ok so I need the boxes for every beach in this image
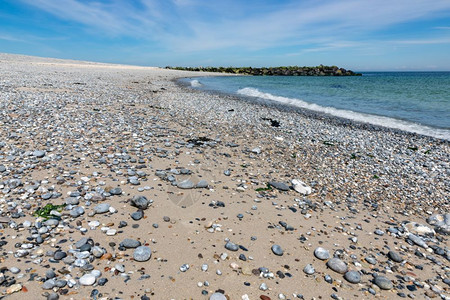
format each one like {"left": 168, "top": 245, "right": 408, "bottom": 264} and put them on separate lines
{"left": 0, "top": 53, "right": 449, "bottom": 300}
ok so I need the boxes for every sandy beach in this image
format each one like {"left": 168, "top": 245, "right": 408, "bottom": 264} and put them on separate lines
{"left": 0, "top": 53, "right": 449, "bottom": 300}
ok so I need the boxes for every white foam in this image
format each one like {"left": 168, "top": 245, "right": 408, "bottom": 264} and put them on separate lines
{"left": 190, "top": 79, "right": 202, "bottom": 87}
{"left": 237, "top": 87, "right": 450, "bottom": 140}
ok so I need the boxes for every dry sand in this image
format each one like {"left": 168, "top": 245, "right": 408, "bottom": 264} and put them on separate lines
{"left": 0, "top": 53, "right": 449, "bottom": 300}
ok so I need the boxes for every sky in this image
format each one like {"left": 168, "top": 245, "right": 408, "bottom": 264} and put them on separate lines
{"left": 1, "top": 0, "right": 450, "bottom": 70}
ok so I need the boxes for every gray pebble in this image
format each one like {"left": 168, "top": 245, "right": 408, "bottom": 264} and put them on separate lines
{"left": 271, "top": 244, "right": 284, "bottom": 256}
{"left": 133, "top": 246, "right": 152, "bottom": 262}
{"left": 70, "top": 206, "right": 84, "bottom": 217}
{"left": 177, "top": 179, "right": 195, "bottom": 189}
{"left": 120, "top": 238, "right": 141, "bottom": 248}
{"left": 388, "top": 250, "right": 403, "bottom": 262}
{"left": 209, "top": 293, "right": 227, "bottom": 300}
{"left": 93, "top": 203, "right": 110, "bottom": 214}
{"left": 225, "top": 241, "right": 239, "bottom": 251}
{"left": 326, "top": 258, "right": 348, "bottom": 274}
{"left": 42, "top": 279, "right": 56, "bottom": 289}
{"left": 303, "top": 264, "right": 315, "bottom": 275}
{"left": 130, "top": 195, "right": 150, "bottom": 210}
{"left": 33, "top": 150, "right": 45, "bottom": 158}
{"left": 374, "top": 229, "right": 385, "bottom": 236}
{"left": 374, "top": 276, "right": 393, "bottom": 290}
{"left": 131, "top": 210, "right": 143, "bottom": 220}
{"left": 269, "top": 181, "right": 290, "bottom": 191}
{"left": 109, "top": 187, "right": 122, "bottom": 195}
{"left": 314, "top": 247, "right": 330, "bottom": 260}
{"left": 196, "top": 180, "right": 208, "bottom": 188}
{"left": 365, "top": 256, "right": 377, "bottom": 265}
{"left": 47, "top": 293, "right": 59, "bottom": 300}
{"left": 344, "top": 270, "right": 361, "bottom": 283}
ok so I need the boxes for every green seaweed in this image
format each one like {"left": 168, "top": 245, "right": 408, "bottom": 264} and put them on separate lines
{"left": 255, "top": 183, "right": 273, "bottom": 192}
{"left": 34, "top": 203, "right": 66, "bottom": 220}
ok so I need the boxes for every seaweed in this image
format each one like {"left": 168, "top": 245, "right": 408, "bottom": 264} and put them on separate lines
{"left": 34, "top": 203, "right": 66, "bottom": 220}
{"left": 255, "top": 183, "right": 273, "bottom": 192}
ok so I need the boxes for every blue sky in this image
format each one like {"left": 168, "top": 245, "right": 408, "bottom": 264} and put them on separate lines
{"left": 1, "top": 0, "right": 450, "bottom": 70}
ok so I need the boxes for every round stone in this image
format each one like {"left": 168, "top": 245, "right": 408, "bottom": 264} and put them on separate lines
{"left": 70, "top": 206, "right": 85, "bottom": 218}
{"left": 314, "top": 247, "right": 330, "bottom": 260}
{"left": 131, "top": 211, "right": 143, "bottom": 220}
{"left": 93, "top": 203, "right": 110, "bottom": 214}
{"left": 42, "top": 279, "right": 56, "bottom": 289}
{"left": 209, "top": 292, "right": 227, "bottom": 300}
{"left": 388, "top": 250, "right": 403, "bottom": 263}
{"left": 196, "top": 180, "right": 208, "bottom": 188}
{"left": 303, "top": 264, "right": 315, "bottom": 275}
{"left": 130, "top": 195, "right": 150, "bottom": 210}
{"left": 47, "top": 293, "right": 59, "bottom": 300}
{"left": 177, "top": 179, "right": 195, "bottom": 189}
{"left": 344, "top": 270, "right": 361, "bottom": 283}
{"left": 79, "top": 274, "right": 96, "bottom": 286}
{"left": 120, "top": 238, "right": 141, "bottom": 249}
{"left": 33, "top": 150, "right": 45, "bottom": 158}
{"left": 133, "top": 246, "right": 152, "bottom": 262}
{"left": 271, "top": 244, "right": 284, "bottom": 256}
{"left": 365, "top": 256, "right": 377, "bottom": 265}
{"left": 374, "top": 276, "right": 393, "bottom": 290}
{"left": 45, "top": 270, "right": 56, "bottom": 279}
{"left": 53, "top": 251, "right": 67, "bottom": 260}
{"left": 326, "top": 258, "right": 348, "bottom": 274}
{"left": 109, "top": 187, "right": 122, "bottom": 195}
{"left": 225, "top": 241, "right": 239, "bottom": 251}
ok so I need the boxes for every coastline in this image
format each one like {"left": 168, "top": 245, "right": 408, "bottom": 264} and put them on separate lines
{"left": 0, "top": 54, "right": 448, "bottom": 299}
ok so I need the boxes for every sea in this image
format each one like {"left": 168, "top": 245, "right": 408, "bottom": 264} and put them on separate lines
{"left": 180, "top": 72, "right": 450, "bottom": 140}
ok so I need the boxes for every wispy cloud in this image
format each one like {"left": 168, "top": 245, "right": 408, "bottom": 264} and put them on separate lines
{"left": 0, "top": 34, "right": 25, "bottom": 42}
{"left": 16, "top": 0, "right": 450, "bottom": 51}
{"left": 394, "top": 38, "right": 450, "bottom": 45}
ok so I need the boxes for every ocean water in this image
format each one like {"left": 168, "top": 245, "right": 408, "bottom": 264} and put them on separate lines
{"left": 181, "top": 72, "right": 450, "bottom": 140}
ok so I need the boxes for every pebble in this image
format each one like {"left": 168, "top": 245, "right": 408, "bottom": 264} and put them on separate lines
{"left": 225, "top": 241, "right": 239, "bottom": 251}
{"left": 291, "top": 179, "right": 312, "bottom": 195}
{"left": 133, "top": 246, "right": 152, "bottom": 261}
{"left": 344, "top": 270, "right": 361, "bottom": 283}
{"left": 196, "top": 180, "right": 208, "bottom": 188}
{"left": 326, "top": 258, "right": 348, "bottom": 274}
{"left": 130, "top": 195, "right": 151, "bottom": 210}
{"left": 271, "top": 244, "right": 284, "bottom": 256}
{"left": 210, "top": 293, "right": 227, "bottom": 300}
{"left": 388, "top": 250, "right": 403, "bottom": 262}
{"left": 47, "top": 293, "right": 59, "bottom": 300}
{"left": 374, "top": 229, "right": 385, "bottom": 236}
{"left": 42, "top": 279, "right": 56, "bottom": 289}
{"left": 314, "top": 247, "right": 330, "bottom": 260}
{"left": 79, "top": 273, "right": 96, "bottom": 286}
{"left": 120, "top": 238, "right": 141, "bottom": 248}
{"left": 93, "top": 203, "right": 110, "bottom": 214}
{"left": 303, "top": 264, "right": 315, "bottom": 275}
{"left": 374, "top": 276, "right": 393, "bottom": 290}
{"left": 109, "top": 187, "right": 122, "bottom": 195}
{"left": 33, "top": 150, "right": 45, "bottom": 158}
{"left": 269, "top": 181, "right": 290, "bottom": 191}
{"left": 131, "top": 210, "right": 144, "bottom": 220}
{"left": 177, "top": 179, "right": 195, "bottom": 189}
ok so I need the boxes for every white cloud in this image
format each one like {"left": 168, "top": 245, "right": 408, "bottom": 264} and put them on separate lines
{"left": 17, "top": 0, "right": 450, "bottom": 52}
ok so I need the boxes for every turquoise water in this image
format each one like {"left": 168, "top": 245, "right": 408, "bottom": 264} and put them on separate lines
{"left": 181, "top": 72, "right": 450, "bottom": 140}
